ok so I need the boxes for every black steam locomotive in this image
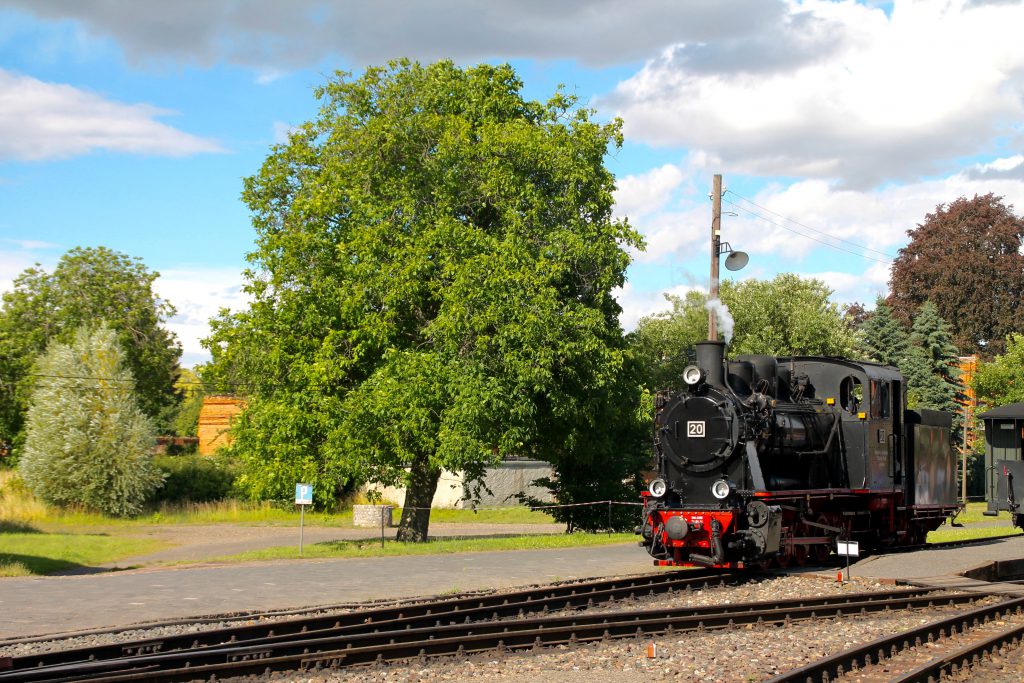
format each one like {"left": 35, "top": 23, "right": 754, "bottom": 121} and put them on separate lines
{"left": 638, "top": 341, "right": 959, "bottom": 568}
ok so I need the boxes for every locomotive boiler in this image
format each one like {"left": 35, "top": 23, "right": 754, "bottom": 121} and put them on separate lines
{"left": 638, "top": 341, "right": 959, "bottom": 568}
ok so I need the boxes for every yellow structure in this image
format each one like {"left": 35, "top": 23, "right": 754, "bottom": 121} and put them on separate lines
{"left": 958, "top": 355, "right": 978, "bottom": 452}
{"left": 197, "top": 396, "right": 245, "bottom": 455}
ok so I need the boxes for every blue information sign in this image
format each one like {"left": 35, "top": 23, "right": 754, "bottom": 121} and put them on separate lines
{"left": 295, "top": 483, "right": 313, "bottom": 505}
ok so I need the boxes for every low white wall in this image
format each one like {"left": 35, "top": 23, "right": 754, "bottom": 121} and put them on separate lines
{"left": 363, "top": 460, "right": 553, "bottom": 509}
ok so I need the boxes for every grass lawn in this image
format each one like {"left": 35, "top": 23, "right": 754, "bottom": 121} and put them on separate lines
{"left": 208, "top": 532, "right": 636, "bottom": 564}
{"left": 927, "top": 525, "right": 1022, "bottom": 543}
{"left": 0, "top": 531, "right": 167, "bottom": 577}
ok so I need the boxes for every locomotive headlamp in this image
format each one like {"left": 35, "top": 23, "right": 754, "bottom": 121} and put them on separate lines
{"left": 648, "top": 478, "right": 668, "bottom": 498}
{"left": 711, "top": 479, "right": 732, "bottom": 500}
{"left": 682, "top": 365, "right": 705, "bottom": 386}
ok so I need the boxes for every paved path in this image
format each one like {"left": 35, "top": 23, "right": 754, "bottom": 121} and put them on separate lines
{"left": 845, "top": 535, "right": 1024, "bottom": 581}
{"left": 0, "top": 543, "right": 648, "bottom": 639}
{"left": 70, "top": 522, "right": 566, "bottom": 572}
{"left": 7, "top": 525, "right": 1024, "bottom": 641}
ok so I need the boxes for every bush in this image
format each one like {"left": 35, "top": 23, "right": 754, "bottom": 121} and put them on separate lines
{"left": 18, "top": 325, "right": 164, "bottom": 516}
{"left": 151, "top": 455, "right": 237, "bottom": 504}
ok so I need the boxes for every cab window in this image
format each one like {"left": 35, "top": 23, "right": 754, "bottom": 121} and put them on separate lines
{"left": 870, "top": 380, "right": 890, "bottom": 418}
{"left": 840, "top": 376, "right": 863, "bottom": 413}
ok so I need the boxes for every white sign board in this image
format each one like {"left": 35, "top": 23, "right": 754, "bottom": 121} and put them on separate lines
{"left": 836, "top": 540, "right": 859, "bottom": 557}
{"left": 687, "top": 421, "right": 706, "bottom": 438}
{"left": 295, "top": 483, "right": 313, "bottom": 505}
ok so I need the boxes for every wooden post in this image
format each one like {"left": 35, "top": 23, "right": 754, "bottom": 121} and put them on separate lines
{"left": 709, "top": 174, "right": 723, "bottom": 341}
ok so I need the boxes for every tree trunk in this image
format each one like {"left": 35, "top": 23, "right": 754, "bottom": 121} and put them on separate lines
{"left": 397, "top": 451, "right": 441, "bottom": 542}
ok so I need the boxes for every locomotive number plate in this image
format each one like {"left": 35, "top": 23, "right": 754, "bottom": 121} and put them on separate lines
{"left": 687, "top": 421, "right": 706, "bottom": 438}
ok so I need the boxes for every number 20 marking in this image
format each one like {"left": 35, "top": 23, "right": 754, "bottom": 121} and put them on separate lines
{"left": 687, "top": 421, "right": 706, "bottom": 438}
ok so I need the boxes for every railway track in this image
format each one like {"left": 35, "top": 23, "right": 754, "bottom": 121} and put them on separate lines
{"left": 0, "top": 568, "right": 739, "bottom": 677}
{"left": 0, "top": 584, "right": 979, "bottom": 682}
{"left": 765, "top": 595, "right": 1024, "bottom": 682}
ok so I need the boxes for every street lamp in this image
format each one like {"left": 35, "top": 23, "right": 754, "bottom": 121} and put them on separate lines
{"left": 708, "top": 174, "right": 748, "bottom": 341}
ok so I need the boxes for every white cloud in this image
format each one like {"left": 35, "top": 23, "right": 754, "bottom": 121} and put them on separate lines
{"left": 624, "top": 166, "right": 1024, "bottom": 270}
{"left": 615, "top": 281, "right": 702, "bottom": 331}
{"left": 152, "top": 267, "right": 249, "bottom": 368}
{"left": 793, "top": 263, "right": 892, "bottom": 305}
{"left": 0, "top": 248, "right": 50, "bottom": 296}
{"left": 605, "top": 0, "right": 1024, "bottom": 188}
{"left": 6, "top": 0, "right": 784, "bottom": 69}
{"left": 0, "top": 69, "right": 223, "bottom": 161}
{"left": 0, "top": 238, "right": 60, "bottom": 250}
{"left": 613, "top": 163, "right": 687, "bottom": 219}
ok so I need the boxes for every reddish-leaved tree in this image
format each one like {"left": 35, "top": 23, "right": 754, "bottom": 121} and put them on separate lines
{"left": 888, "top": 194, "right": 1024, "bottom": 358}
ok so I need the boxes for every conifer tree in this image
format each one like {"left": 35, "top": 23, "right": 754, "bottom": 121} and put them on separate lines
{"left": 858, "top": 297, "right": 909, "bottom": 367}
{"left": 907, "top": 301, "right": 963, "bottom": 412}
{"left": 18, "top": 325, "right": 164, "bottom": 516}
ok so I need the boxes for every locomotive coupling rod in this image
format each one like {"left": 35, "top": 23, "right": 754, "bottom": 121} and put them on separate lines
{"left": 799, "top": 516, "right": 843, "bottom": 533}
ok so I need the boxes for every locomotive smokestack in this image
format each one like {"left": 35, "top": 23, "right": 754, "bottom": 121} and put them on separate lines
{"left": 696, "top": 340, "right": 727, "bottom": 389}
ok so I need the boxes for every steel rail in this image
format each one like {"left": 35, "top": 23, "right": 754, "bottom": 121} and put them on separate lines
{"left": 764, "top": 596, "right": 1024, "bottom": 683}
{"left": 890, "top": 620, "right": 1024, "bottom": 682}
{"left": 2, "top": 589, "right": 976, "bottom": 682}
{"left": 2, "top": 568, "right": 740, "bottom": 672}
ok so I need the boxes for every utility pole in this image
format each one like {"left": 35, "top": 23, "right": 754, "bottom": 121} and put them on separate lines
{"left": 708, "top": 174, "right": 723, "bottom": 341}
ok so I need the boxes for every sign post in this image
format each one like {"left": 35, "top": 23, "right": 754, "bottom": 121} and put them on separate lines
{"left": 295, "top": 483, "right": 313, "bottom": 556}
{"left": 836, "top": 539, "right": 859, "bottom": 582}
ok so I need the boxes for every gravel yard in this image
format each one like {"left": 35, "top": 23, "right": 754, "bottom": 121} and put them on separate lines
{"left": 242, "top": 574, "right": 1008, "bottom": 683}
{"left": 9, "top": 572, "right": 1018, "bottom": 683}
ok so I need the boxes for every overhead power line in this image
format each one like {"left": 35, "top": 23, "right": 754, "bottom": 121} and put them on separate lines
{"left": 723, "top": 190, "right": 896, "bottom": 264}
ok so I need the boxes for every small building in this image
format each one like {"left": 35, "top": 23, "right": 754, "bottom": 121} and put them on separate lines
{"left": 197, "top": 396, "right": 245, "bottom": 456}
{"left": 979, "top": 403, "right": 1024, "bottom": 515}
{"left": 365, "top": 457, "right": 554, "bottom": 509}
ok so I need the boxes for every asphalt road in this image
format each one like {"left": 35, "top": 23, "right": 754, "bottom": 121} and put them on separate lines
{"left": 0, "top": 542, "right": 649, "bottom": 638}
{"left": 6, "top": 532, "right": 1024, "bottom": 640}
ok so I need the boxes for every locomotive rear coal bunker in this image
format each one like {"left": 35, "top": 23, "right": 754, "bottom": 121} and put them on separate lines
{"left": 638, "top": 340, "right": 959, "bottom": 568}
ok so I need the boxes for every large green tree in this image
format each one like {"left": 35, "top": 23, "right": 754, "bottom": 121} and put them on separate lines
{"left": 0, "top": 247, "right": 181, "bottom": 451}
{"left": 973, "top": 333, "right": 1024, "bottom": 407}
{"left": 629, "top": 290, "right": 709, "bottom": 391}
{"left": 18, "top": 325, "right": 164, "bottom": 516}
{"left": 630, "top": 274, "right": 857, "bottom": 391}
{"left": 889, "top": 194, "right": 1024, "bottom": 357}
{"left": 206, "top": 60, "right": 645, "bottom": 541}
{"left": 724, "top": 274, "right": 857, "bottom": 357}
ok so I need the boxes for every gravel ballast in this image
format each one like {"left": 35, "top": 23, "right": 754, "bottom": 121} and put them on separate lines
{"left": 3, "top": 573, "right": 1019, "bottom": 682}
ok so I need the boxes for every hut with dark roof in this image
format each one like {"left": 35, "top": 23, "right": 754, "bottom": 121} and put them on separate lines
{"left": 979, "top": 403, "right": 1024, "bottom": 517}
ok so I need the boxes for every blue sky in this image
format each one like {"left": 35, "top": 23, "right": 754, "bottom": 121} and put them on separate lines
{"left": 2, "top": 0, "right": 1023, "bottom": 367}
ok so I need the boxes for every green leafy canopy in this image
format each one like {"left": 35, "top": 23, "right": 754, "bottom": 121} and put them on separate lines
{"left": 205, "top": 61, "right": 646, "bottom": 537}
{"left": 630, "top": 274, "right": 857, "bottom": 391}
{"left": 0, "top": 246, "right": 182, "bottom": 451}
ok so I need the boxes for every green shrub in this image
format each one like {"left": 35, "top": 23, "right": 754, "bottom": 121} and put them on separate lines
{"left": 18, "top": 325, "right": 164, "bottom": 517}
{"left": 151, "top": 455, "right": 237, "bottom": 503}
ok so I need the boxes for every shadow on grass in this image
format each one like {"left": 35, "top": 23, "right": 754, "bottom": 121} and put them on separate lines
{"left": 0, "top": 521, "right": 43, "bottom": 534}
{"left": 0, "top": 552, "right": 87, "bottom": 576}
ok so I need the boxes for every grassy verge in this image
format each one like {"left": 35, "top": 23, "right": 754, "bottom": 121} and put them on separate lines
{"left": 928, "top": 525, "right": 1022, "bottom": 544}
{"left": 208, "top": 533, "right": 635, "bottom": 564}
{"left": 2, "top": 470, "right": 555, "bottom": 528}
{"left": 0, "top": 532, "right": 167, "bottom": 577}
{"left": 949, "top": 501, "right": 1005, "bottom": 525}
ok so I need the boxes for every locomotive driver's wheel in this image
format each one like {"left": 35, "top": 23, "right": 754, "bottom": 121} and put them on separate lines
{"left": 792, "top": 544, "right": 809, "bottom": 567}
{"left": 816, "top": 513, "right": 845, "bottom": 562}
{"left": 774, "top": 549, "right": 792, "bottom": 569}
